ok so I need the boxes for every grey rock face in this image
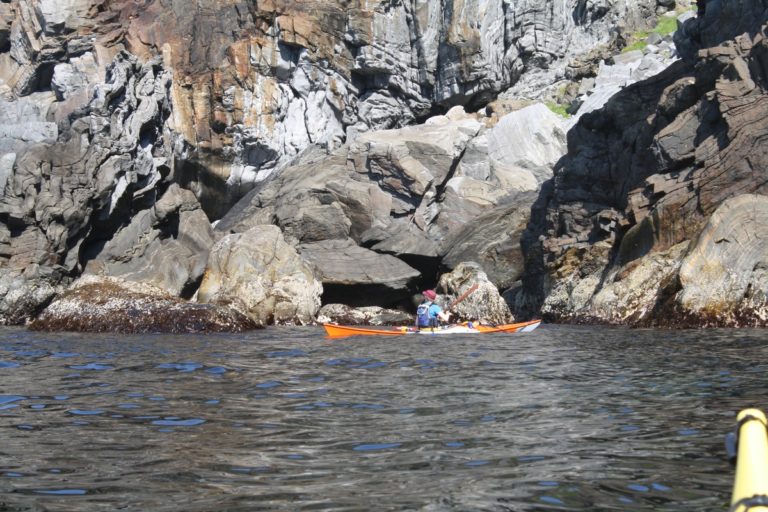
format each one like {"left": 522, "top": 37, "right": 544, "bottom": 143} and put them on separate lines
{"left": 675, "top": 0, "right": 768, "bottom": 62}
{"left": 517, "top": 3, "right": 768, "bottom": 327}
{"left": 504, "top": 0, "right": 660, "bottom": 101}
{"left": 442, "top": 199, "right": 533, "bottom": 290}
{"left": 218, "top": 105, "right": 561, "bottom": 305}
{"left": 50, "top": 52, "right": 100, "bottom": 101}
{"left": 483, "top": 103, "right": 566, "bottom": 188}
{"left": 215, "top": 133, "right": 443, "bottom": 306}
{"left": 0, "top": 51, "right": 181, "bottom": 324}
{"left": 566, "top": 49, "right": 679, "bottom": 129}
{"left": 197, "top": 225, "right": 323, "bottom": 326}
{"left": 0, "top": 92, "right": 58, "bottom": 154}
{"left": 216, "top": 146, "right": 381, "bottom": 244}
{"left": 349, "top": 111, "right": 484, "bottom": 242}
{"left": 0, "top": 266, "right": 69, "bottom": 325}
{"left": 350, "top": 113, "right": 483, "bottom": 202}
{"left": 83, "top": 185, "right": 215, "bottom": 298}
{"left": 3, "top": 0, "right": 102, "bottom": 96}
{"left": 539, "top": 241, "right": 688, "bottom": 325}
{"left": 36, "top": 0, "right": 93, "bottom": 35}
{"left": 298, "top": 238, "right": 420, "bottom": 307}
{"left": 0, "top": 0, "right": 661, "bottom": 210}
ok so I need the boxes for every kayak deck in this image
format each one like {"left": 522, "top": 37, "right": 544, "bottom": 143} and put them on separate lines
{"left": 323, "top": 319, "right": 541, "bottom": 338}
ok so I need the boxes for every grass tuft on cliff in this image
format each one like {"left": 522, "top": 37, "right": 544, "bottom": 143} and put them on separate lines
{"left": 621, "top": 6, "right": 692, "bottom": 53}
{"left": 545, "top": 101, "right": 571, "bottom": 118}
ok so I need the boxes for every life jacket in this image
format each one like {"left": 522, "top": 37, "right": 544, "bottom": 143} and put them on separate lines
{"left": 416, "top": 302, "right": 433, "bottom": 327}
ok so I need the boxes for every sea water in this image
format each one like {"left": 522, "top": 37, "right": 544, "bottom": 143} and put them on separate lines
{"left": 0, "top": 324, "right": 765, "bottom": 511}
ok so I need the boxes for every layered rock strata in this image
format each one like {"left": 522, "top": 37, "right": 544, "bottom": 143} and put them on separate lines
{"left": 516, "top": 1, "right": 768, "bottom": 327}
{"left": 0, "top": 51, "right": 177, "bottom": 322}
{"left": 674, "top": 195, "right": 768, "bottom": 326}
{"left": 0, "top": 0, "right": 714, "bottom": 329}
{"left": 2, "top": 0, "right": 664, "bottom": 208}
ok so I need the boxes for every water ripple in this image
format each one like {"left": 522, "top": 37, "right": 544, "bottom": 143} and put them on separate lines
{"left": 0, "top": 325, "right": 763, "bottom": 511}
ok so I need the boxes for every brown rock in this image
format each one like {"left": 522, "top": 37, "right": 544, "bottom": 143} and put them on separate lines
{"left": 29, "top": 276, "right": 257, "bottom": 333}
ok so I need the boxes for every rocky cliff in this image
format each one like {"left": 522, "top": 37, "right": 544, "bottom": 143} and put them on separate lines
{"left": 4, "top": 0, "right": 748, "bottom": 330}
{"left": 515, "top": 0, "right": 768, "bottom": 327}
{"left": 1, "top": 0, "right": 666, "bottom": 206}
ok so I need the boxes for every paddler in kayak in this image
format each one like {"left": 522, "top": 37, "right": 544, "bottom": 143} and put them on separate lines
{"left": 416, "top": 289, "right": 451, "bottom": 328}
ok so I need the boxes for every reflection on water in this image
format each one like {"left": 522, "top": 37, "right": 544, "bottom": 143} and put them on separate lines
{"left": 0, "top": 325, "right": 766, "bottom": 511}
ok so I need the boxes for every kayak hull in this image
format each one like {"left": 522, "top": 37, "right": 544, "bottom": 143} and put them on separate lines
{"left": 323, "top": 319, "right": 541, "bottom": 338}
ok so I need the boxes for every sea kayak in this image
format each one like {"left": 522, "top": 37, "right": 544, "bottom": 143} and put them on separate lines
{"left": 323, "top": 319, "right": 541, "bottom": 338}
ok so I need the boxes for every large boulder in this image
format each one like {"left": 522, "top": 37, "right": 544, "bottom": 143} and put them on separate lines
{"left": 216, "top": 146, "right": 391, "bottom": 245}
{"left": 197, "top": 225, "right": 322, "bottom": 326}
{"left": 348, "top": 111, "right": 484, "bottom": 254}
{"left": 298, "top": 238, "right": 420, "bottom": 307}
{"left": 349, "top": 112, "right": 483, "bottom": 210}
{"left": 442, "top": 200, "right": 533, "bottom": 290}
{"left": 0, "top": 266, "right": 69, "bottom": 325}
{"left": 483, "top": 103, "right": 566, "bottom": 188}
{"left": 540, "top": 241, "right": 689, "bottom": 325}
{"left": 438, "top": 262, "right": 512, "bottom": 325}
{"left": 436, "top": 105, "right": 564, "bottom": 263}
{"left": 29, "top": 276, "right": 256, "bottom": 333}
{"left": 675, "top": 194, "right": 768, "bottom": 325}
{"left": 82, "top": 184, "right": 215, "bottom": 298}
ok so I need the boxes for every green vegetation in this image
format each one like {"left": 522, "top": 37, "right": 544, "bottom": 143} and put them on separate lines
{"left": 654, "top": 15, "right": 679, "bottom": 37}
{"left": 545, "top": 101, "right": 571, "bottom": 118}
{"left": 622, "top": 40, "right": 648, "bottom": 53}
{"left": 621, "top": 13, "right": 680, "bottom": 53}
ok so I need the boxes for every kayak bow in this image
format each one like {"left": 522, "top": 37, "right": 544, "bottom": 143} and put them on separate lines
{"left": 730, "top": 408, "right": 768, "bottom": 512}
{"left": 323, "top": 319, "right": 541, "bottom": 338}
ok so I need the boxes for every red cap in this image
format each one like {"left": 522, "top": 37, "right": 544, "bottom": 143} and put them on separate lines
{"left": 422, "top": 289, "right": 437, "bottom": 300}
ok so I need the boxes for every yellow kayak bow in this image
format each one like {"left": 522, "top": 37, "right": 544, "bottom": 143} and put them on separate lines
{"left": 731, "top": 408, "right": 768, "bottom": 512}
